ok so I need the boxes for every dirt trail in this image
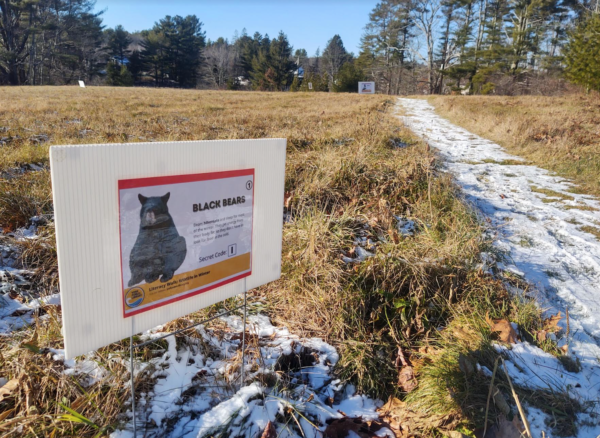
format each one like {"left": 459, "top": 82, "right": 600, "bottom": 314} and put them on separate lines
{"left": 398, "top": 98, "right": 600, "bottom": 437}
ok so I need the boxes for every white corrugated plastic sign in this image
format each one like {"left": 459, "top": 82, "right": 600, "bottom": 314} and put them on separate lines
{"left": 358, "top": 82, "right": 375, "bottom": 94}
{"left": 50, "top": 139, "right": 286, "bottom": 358}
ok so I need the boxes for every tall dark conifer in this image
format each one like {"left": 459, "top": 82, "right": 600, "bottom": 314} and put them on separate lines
{"left": 322, "top": 34, "right": 352, "bottom": 89}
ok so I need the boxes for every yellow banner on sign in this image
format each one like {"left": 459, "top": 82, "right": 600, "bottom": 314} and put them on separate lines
{"left": 124, "top": 252, "right": 251, "bottom": 314}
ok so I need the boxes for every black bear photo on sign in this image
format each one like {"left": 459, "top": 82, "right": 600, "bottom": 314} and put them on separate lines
{"left": 128, "top": 192, "right": 187, "bottom": 287}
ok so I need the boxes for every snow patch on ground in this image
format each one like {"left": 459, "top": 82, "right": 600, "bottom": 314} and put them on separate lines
{"left": 0, "top": 219, "right": 60, "bottom": 334}
{"left": 395, "top": 216, "right": 417, "bottom": 236}
{"left": 0, "top": 292, "right": 34, "bottom": 333}
{"left": 0, "top": 284, "right": 59, "bottom": 334}
{"left": 48, "top": 348, "right": 109, "bottom": 387}
{"left": 109, "top": 313, "right": 391, "bottom": 438}
{"left": 398, "top": 98, "right": 600, "bottom": 438}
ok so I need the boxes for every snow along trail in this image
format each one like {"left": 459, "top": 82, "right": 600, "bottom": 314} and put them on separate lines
{"left": 398, "top": 98, "right": 600, "bottom": 437}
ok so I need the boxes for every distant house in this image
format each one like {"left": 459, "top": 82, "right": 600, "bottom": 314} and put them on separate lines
{"left": 236, "top": 76, "right": 251, "bottom": 87}
{"left": 294, "top": 66, "right": 304, "bottom": 79}
{"left": 112, "top": 56, "right": 130, "bottom": 65}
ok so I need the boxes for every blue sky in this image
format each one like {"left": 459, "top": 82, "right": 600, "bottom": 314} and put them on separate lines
{"left": 95, "top": 0, "right": 377, "bottom": 55}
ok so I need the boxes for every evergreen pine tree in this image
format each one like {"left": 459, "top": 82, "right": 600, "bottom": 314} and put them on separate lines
{"left": 128, "top": 50, "right": 143, "bottom": 82}
{"left": 250, "top": 36, "right": 272, "bottom": 90}
{"left": 322, "top": 35, "right": 352, "bottom": 90}
{"left": 298, "top": 72, "right": 312, "bottom": 91}
{"left": 106, "top": 62, "right": 120, "bottom": 85}
{"left": 106, "top": 62, "right": 133, "bottom": 86}
{"left": 232, "top": 30, "right": 259, "bottom": 79}
{"left": 332, "top": 62, "right": 365, "bottom": 92}
{"left": 290, "top": 74, "right": 300, "bottom": 91}
{"left": 268, "top": 32, "right": 294, "bottom": 90}
{"left": 317, "top": 72, "right": 330, "bottom": 91}
{"left": 106, "top": 25, "right": 132, "bottom": 64}
{"left": 119, "top": 64, "right": 134, "bottom": 86}
{"left": 360, "top": 0, "right": 413, "bottom": 94}
{"left": 140, "top": 15, "right": 205, "bottom": 87}
{"left": 564, "top": 14, "right": 600, "bottom": 92}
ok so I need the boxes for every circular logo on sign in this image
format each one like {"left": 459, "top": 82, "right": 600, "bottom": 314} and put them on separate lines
{"left": 246, "top": 180, "right": 253, "bottom": 190}
{"left": 125, "top": 287, "right": 145, "bottom": 308}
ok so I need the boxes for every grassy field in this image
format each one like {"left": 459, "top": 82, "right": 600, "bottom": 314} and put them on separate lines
{"left": 429, "top": 94, "right": 600, "bottom": 197}
{"left": 0, "top": 87, "right": 571, "bottom": 437}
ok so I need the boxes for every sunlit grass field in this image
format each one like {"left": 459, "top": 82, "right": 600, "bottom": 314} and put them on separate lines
{"left": 0, "top": 87, "right": 568, "bottom": 437}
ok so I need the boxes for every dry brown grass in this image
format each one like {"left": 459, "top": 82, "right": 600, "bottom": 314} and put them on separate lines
{"left": 429, "top": 94, "right": 600, "bottom": 197}
{"left": 0, "top": 86, "right": 387, "bottom": 172}
{"left": 0, "top": 308, "right": 130, "bottom": 437}
{"left": 0, "top": 87, "right": 563, "bottom": 437}
{"left": 0, "top": 87, "right": 402, "bottom": 437}
{"left": 0, "top": 170, "right": 52, "bottom": 232}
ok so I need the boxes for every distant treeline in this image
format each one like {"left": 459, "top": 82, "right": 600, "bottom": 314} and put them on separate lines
{"left": 0, "top": 0, "right": 598, "bottom": 94}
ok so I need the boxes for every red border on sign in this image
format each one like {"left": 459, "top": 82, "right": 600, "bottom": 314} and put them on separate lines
{"left": 118, "top": 169, "right": 255, "bottom": 318}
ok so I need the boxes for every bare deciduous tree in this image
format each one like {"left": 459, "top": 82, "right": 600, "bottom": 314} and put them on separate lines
{"left": 412, "top": 0, "right": 442, "bottom": 94}
{"left": 204, "top": 39, "right": 237, "bottom": 89}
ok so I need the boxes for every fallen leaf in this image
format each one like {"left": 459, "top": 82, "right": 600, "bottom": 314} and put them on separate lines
{"left": 398, "top": 366, "right": 417, "bottom": 393}
{"left": 479, "top": 415, "right": 525, "bottom": 438}
{"left": 486, "top": 314, "right": 518, "bottom": 344}
{"left": 260, "top": 421, "right": 277, "bottom": 438}
{"left": 395, "top": 347, "right": 418, "bottom": 393}
{"left": 324, "top": 417, "right": 380, "bottom": 438}
{"left": 0, "top": 379, "right": 19, "bottom": 402}
{"left": 536, "top": 330, "right": 547, "bottom": 342}
{"left": 543, "top": 312, "right": 562, "bottom": 332}
{"left": 380, "top": 396, "right": 405, "bottom": 413}
{"left": 395, "top": 346, "right": 408, "bottom": 368}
